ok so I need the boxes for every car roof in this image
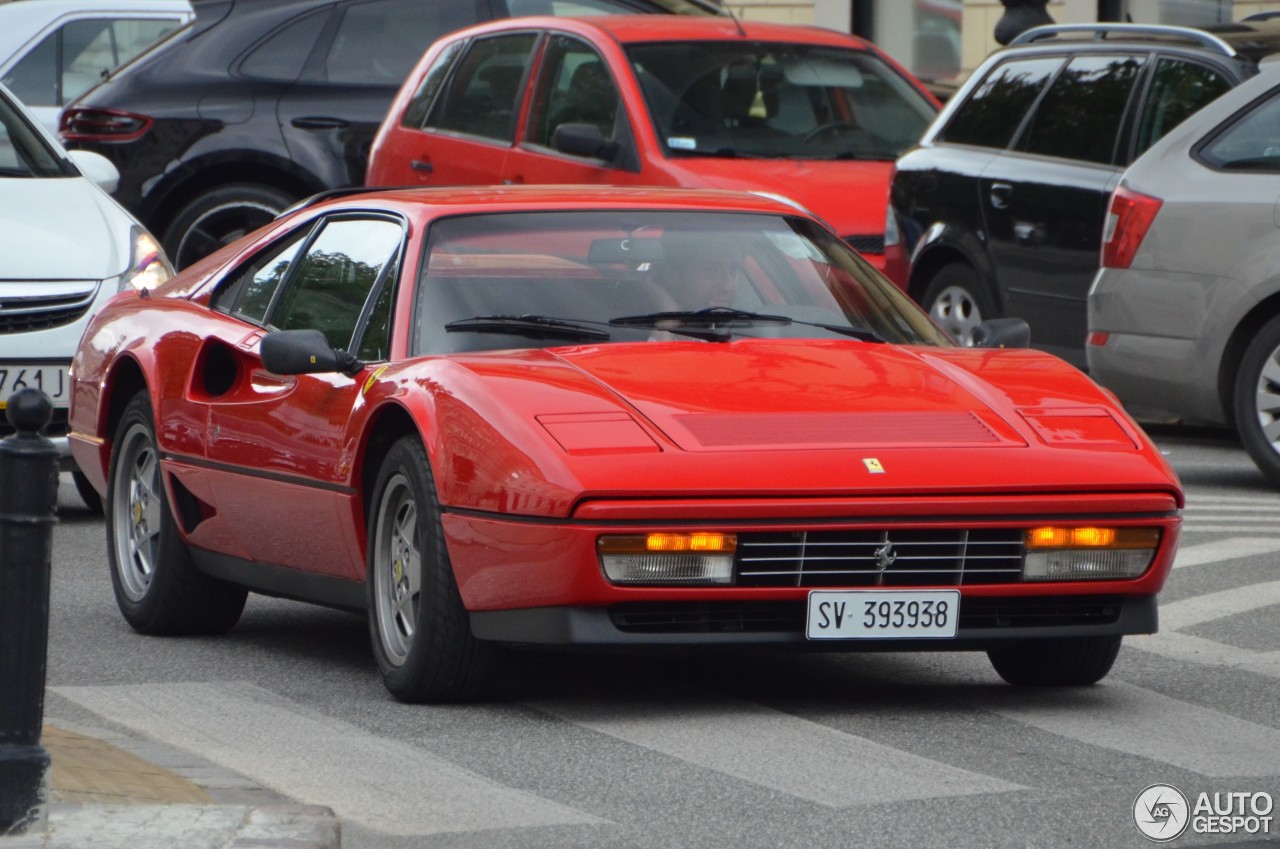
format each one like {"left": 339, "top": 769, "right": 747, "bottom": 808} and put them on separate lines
{"left": 462, "top": 14, "right": 870, "bottom": 50}
{"left": 1005, "top": 19, "right": 1280, "bottom": 64}
{"left": 0, "top": 0, "right": 191, "bottom": 54}
{"left": 308, "top": 184, "right": 814, "bottom": 219}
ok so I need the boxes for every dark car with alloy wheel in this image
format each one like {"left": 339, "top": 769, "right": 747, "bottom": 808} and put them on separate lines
{"left": 886, "top": 21, "right": 1280, "bottom": 368}
{"left": 59, "top": 0, "right": 719, "bottom": 269}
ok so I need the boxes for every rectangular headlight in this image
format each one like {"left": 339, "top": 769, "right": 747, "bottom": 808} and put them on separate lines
{"left": 1023, "top": 527, "right": 1158, "bottom": 581}
{"left": 598, "top": 533, "right": 736, "bottom": 585}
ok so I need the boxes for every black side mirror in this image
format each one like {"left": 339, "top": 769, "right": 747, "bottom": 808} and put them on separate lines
{"left": 972, "top": 317, "right": 1030, "bottom": 350}
{"left": 553, "top": 123, "right": 619, "bottom": 162}
{"left": 260, "top": 329, "right": 362, "bottom": 377}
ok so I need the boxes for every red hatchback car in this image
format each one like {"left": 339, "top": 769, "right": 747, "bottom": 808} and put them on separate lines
{"left": 365, "top": 16, "right": 940, "bottom": 274}
{"left": 70, "top": 186, "right": 1181, "bottom": 703}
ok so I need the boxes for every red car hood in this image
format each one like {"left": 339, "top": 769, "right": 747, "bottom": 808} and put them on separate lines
{"left": 419, "top": 340, "right": 1179, "bottom": 516}
{"left": 665, "top": 158, "right": 893, "bottom": 238}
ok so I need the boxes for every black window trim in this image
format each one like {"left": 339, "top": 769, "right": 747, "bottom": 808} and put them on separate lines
{"left": 1123, "top": 52, "right": 1234, "bottom": 165}
{"left": 423, "top": 28, "right": 542, "bottom": 145}
{"left": 230, "top": 5, "right": 335, "bottom": 82}
{"left": 1191, "top": 81, "right": 1280, "bottom": 173}
{"left": 994, "top": 51, "right": 1148, "bottom": 167}
{"left": 519, "top": 29, "right": 641, "bottom": 172}
{"left": 214, "top": 211, "right": 408, "bottom": 354}
{"left": 935, "top": 52, "right": 1068, "bottom": 151}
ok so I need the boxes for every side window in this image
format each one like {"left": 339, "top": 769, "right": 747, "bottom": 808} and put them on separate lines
{"left": 428, "top": 33, "right": 538, "bottom": 141}
{"left": 528, "top": 35, "right": 619, "bottom": 148}
{"left": 60, "top": 18, "right": 183, "bottom": 104}
{"left": 1019, "top": 54, "right": 1143, "bottom": 165}
{"left": 322, "top": 0, "right": 475, "bottom": 85}
{"left": 941, "top": 56, "right": 1064, "bottom": 149}
{"left": 1198, "top": 88, "right": 1280, "bottom": 171}
{"left": 238, "top": 10, "right": 329, "bottom": 82}
{"left": 402, "top": 40, "right": 466, "bottom": 128}
{"left": 269, "top": 218, "right": 404, "bottom": 351}
{"left": 355, "top": 255, "right": 398, "bottom": 361}
{"left": 214, "top": 232, "right": 310, "bottom": 324}
{"left": 3, "top": 32, "right": 57, "bottom": 106}
{"left": 1135, "top": 57, "right": 1231, "bottom": 158}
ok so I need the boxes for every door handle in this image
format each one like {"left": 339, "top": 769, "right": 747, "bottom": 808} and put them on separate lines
{"left": 989, "top": 182, "right": 1013, "bottom": 209}
{"left": 410, "top": 159, "right": 433, "bottom": 173}
{"left": 290, "top": 116, "right": 349, "bottom": 130}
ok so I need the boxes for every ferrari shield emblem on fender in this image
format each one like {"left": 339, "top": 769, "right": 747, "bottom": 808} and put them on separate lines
{"left": 863, "top": 458, "right": 885, "bottom": 474}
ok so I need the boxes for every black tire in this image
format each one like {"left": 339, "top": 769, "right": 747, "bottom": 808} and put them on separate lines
{"left": 72, "top": 468, "right": 103, "bottom": 514}
{"left": 1232, "top": 314, "right": 1280, "bottom": 485}
{"left": 367, "top": 436, "right": 497, "bottom": 703}
{"left": 921, "top": 263, "right": 998, "bottom": 347}
{"left": 164, "top": 184, "right": 295, "bottom": 270}
{"left": 105, "top": 391, "right": 247, "bottom": 634}
{"left": 987, "top": 635, "right": 1122, "bottom": 686}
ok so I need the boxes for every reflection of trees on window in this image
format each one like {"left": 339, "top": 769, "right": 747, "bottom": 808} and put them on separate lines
{"left": 241, "top": 257, "right": 294, "bottom": 322}
{"left": 1135, "top": 59, "right": 1229, "bottom": 158}
{"left": 270, "top": 218, "right": 403, "bottom": 351}
{"left": 942, "top": 57, "right": 1063, "bottom": 148}
{"left": 274, "top": 251, "right": 383, "bottom": 348}
{"left": 1019, "top": 55, "right": 1141, "bottom": 164}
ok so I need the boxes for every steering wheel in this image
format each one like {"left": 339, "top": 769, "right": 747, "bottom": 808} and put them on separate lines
{"left": 802, "top": 122, "right": 860, "bottom": 144}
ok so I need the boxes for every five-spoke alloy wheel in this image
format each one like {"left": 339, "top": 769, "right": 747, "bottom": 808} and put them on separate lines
{"left": 367, "top": 436, "right": 496, "bottom": 703}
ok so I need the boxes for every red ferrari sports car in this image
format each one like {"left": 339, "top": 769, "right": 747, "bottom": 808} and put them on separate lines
{"left": 70, "top": 186, "right": 1183, "bottom": 703}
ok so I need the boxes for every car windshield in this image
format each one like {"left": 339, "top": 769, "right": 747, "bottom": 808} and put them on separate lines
{"left": 413, "top": 210, "right": 951, "bottom": 354}
{"left": 627, "top": 41, "right": 936, "bottom": 160}
{"left": 0, "top": 92, "right": 65, "bottom": 178}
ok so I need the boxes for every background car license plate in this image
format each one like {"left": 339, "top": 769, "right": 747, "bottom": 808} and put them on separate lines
{"left": 806, "top": 590, "right": 960, "bottom": 639}
{"left": 0, "top": 364, "right": 71, "bottom": 408}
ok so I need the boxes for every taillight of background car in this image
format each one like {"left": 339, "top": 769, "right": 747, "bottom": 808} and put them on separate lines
{"left": 1101, "top": 186, "right": 1163, "bottom": 270}
{"left": 60, "top": 108, "right": 153, "bottom": 143}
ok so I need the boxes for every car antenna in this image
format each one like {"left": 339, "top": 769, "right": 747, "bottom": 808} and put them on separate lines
{"left": 723, "top": 3, "right": 748, "bottom": 37}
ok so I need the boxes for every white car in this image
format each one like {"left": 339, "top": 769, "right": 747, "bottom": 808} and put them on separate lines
{"left": 0, "top": 81, "right": 172, "bottom": 509}
{"left": 0, "top": 0, "right": 191, "bottom": 134}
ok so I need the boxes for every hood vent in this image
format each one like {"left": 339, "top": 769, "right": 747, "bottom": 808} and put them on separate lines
{"left": 673, "top": 411, "right": 1000, "bottom": 448}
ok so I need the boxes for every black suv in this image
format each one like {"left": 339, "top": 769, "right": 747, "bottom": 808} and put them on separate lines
{"left": 887, "top": 21, "right": 1280, "bottom": 368}
{"left": 61, "top": 0, "right": 717, "bottom": 269}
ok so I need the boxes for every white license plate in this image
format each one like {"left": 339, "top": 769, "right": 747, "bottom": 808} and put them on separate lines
{"left": 806, "top": 590, "right": 960, "bottom": 639}
{"left": 0, "top": 364, "right": 71, "bottom": 408}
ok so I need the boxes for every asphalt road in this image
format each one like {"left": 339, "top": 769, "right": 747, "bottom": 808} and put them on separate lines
{"left": 41, "top": 424, "right": 1280, "bottom": 849}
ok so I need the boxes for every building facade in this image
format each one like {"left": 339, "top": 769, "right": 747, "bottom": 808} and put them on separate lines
{"left": 728, "top": 0, "right": 1280, "bottom": 87}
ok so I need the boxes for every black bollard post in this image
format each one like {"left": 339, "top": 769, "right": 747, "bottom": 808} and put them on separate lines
{"left": 0, "top": 389, "right": 59, "bottom": 834}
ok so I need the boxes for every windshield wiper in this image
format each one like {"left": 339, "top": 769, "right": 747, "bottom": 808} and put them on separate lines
{"left": 444, "top": 314, "right": 609, "bottom": 342}
{"left": 610, "top": 306, "right": 884, "bottom": 343}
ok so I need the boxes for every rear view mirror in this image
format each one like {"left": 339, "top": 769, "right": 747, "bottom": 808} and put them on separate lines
{"left": 973, "top": 317, "right": 1031, "bottom": 349}
{"left": 260, "top": 329, "right": 362, "bottom": 376}
{"left": 553, "top": 123, "right": 619, "bottom": 162}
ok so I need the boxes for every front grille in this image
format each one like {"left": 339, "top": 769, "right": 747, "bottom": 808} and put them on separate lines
{"left": 960, "top": 596, "right": 1122, "bottom": 628}
{"left": 736, "top": 529, "right": 1025, "bottom": 588}
{"left": 844, "top": 234, "right": 885, "bottom": 254}
{"left": 610, "top": 602, "right": 802, "bottom": 634}
{"left": 0, "top": 285, "right": 99, "bottom": 334}
{"left": 609, "top": 596, "right": 1124, "bottom": 634}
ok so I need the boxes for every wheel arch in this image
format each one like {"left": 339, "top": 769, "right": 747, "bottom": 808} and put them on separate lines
{"left": 358, "top": 401, "right": 427, "bottom": 522}
{"left": 147, "top": 158, "right": 322, "bottom": 240}
{"left": 1219, "top": 291, "right": 1280, "bottom": 427}
{"left": 907, "top": 239, "right": 998, "bottom": 311}
{"left": 101, "top": 356, "right": 151, "bottom": 473}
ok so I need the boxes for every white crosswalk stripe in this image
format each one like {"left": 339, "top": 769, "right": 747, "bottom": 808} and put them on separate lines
{"left": 1177, "top": 491, "right": 1280, "bottom": 535}
{"left": 531, "top": 695, "right": 1022, "bottom": 808}
{"left": 991, "top": 681, "right": 1280, "bottom": 776}
{"left": 52, "top": 681, "right": 607, "bottom": 837}
{"left": 1173, "top": 538, "right": 1280, "bottom": 568}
